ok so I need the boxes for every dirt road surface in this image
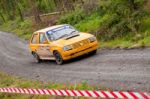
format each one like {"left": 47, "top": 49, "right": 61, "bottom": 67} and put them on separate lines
{"left": 0, "top": 31, "right": 150, "bottom": 91}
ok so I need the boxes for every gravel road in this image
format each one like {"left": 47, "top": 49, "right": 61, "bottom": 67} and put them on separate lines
{"left": 0, "top": 31, "right": 150, "bottom": 91}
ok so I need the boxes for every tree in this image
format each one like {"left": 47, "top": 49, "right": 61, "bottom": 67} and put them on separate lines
{"left": 0, "top": 11, "right": 5, "bottom": 22}
{"left": 0, "top": 0, "right": 14, "bottom": 20}
{"left": 29, "top": 0, "right": 42, "bottom": 23}
{"left": 17, "top": 4, "right": 24, "bottom": 21}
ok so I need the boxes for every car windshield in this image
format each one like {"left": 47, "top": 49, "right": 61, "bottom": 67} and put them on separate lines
{"left": 46, "top": 25, "right": 79, "bottom": 41}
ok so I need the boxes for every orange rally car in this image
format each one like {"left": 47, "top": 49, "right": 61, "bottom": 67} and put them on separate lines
{"left": 29, "top": 24, "right": 98, "bottom": 65}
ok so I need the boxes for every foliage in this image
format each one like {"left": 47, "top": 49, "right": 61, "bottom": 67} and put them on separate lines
{"left": 75, "top": 12, "right": 102, "bottom": 32}
{"left": 0, "top": 18, "right": 32, "bottom": 40}
{"left": 36, "top": 0, "right": 56, "bottom": 13}
{"left": 58, "top": 9, "right": 86, "bottom": 25}
{"left": 0, "top": 0, "right": 83, "bottom": 23}
{"left": 96, "top": 0, "right": 146, "bottom": 41}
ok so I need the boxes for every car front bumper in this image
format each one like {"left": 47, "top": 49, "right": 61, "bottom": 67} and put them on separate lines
{"left": 62, "top": 41, "right": 98, "bottom": 60}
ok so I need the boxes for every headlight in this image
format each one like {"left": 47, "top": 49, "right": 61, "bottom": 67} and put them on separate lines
{"left": 88, "top": 36, "right": 96, "bottom": 42}
{"left": 63, "top": 45, "right": 72, "bottom": 51}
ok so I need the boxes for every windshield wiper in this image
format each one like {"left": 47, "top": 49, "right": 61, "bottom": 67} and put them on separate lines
{"left": 70, "top": 30, "right": 77, "bottom": 35}
{"left": 66, "top": 31, "right": 79, "bottom": 40}
{"left": 58, "top": 34, "right": 68, "bottom": 39}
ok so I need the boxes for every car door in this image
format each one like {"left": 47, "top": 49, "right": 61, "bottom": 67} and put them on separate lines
{"left": 37, "top": 33, "right": 53, "bottom": 59}
{"left": 30, "top": 33, "right": 40, "bottom": 52}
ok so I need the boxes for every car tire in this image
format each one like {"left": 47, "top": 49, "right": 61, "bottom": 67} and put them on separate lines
{"left": 53, "top": 51, "right": 64, "bottom": 65}
{"left": 32, "top": 52, "right": 41, "bottom": 63}
{"left": 90, "top": 50, "right": 97, "bottom": 55}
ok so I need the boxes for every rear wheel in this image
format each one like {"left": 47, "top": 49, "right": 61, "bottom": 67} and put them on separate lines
{"left": 32, "top": 52, "right": 41, "bottom": 63}
{"left": 53, "top": 51, "right": 63, "bottom": 65}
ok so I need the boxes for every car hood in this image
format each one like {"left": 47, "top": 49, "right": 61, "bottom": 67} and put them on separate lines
{"left": 51, "top": 32, "right": 93, "bottom": 46}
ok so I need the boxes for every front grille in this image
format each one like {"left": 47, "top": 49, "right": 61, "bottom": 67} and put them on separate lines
{"left": 72, "top": 39, "right": 89, "bottom": 49}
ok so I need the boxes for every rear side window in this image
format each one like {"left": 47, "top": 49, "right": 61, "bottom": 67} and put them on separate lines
{"left": 40, "top": 33, "right": 47, "bottom": 44}
{"left": 31, "top": 34, "right": 38, "bottom": 44}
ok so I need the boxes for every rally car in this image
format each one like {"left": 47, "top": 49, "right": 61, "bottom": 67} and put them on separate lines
{"left": 29, "top": 24, "right": 98, "bottom": 65}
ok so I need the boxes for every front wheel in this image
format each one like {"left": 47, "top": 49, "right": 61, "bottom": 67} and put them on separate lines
{"left": 53, "top": 51, "right": 64, "bottom": 65}
{"left": 90, "top": 50, "right": 97, "bottom": 55}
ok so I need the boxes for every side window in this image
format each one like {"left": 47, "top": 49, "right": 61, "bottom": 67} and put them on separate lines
{"left": 40, "top": 33, "right": 47, "bottom": 44}
{"left": 31, "top": 34, "right": 38, "bottom": 44}
{"left": 46, "top": 31, "right": 54, "bottom": 41}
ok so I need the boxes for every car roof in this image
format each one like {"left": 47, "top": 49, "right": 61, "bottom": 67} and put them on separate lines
{"left": 34, "top": 24, "right": 67, "bottom": 33}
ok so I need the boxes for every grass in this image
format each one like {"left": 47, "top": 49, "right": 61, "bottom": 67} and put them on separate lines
{"left": 0, "top": 18, "right": 33, "bottom": 40}
{"left": 99, "top": 33, "right": 150, "bottom": 49}
{"left": 75, "top": 13, "right": 102, "bottom": 32}
{"left": 100, "top": 39, "right": 134, "bottom": 49}
{"left": 0, "top": 72, "right": 109, "bottom": 99}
